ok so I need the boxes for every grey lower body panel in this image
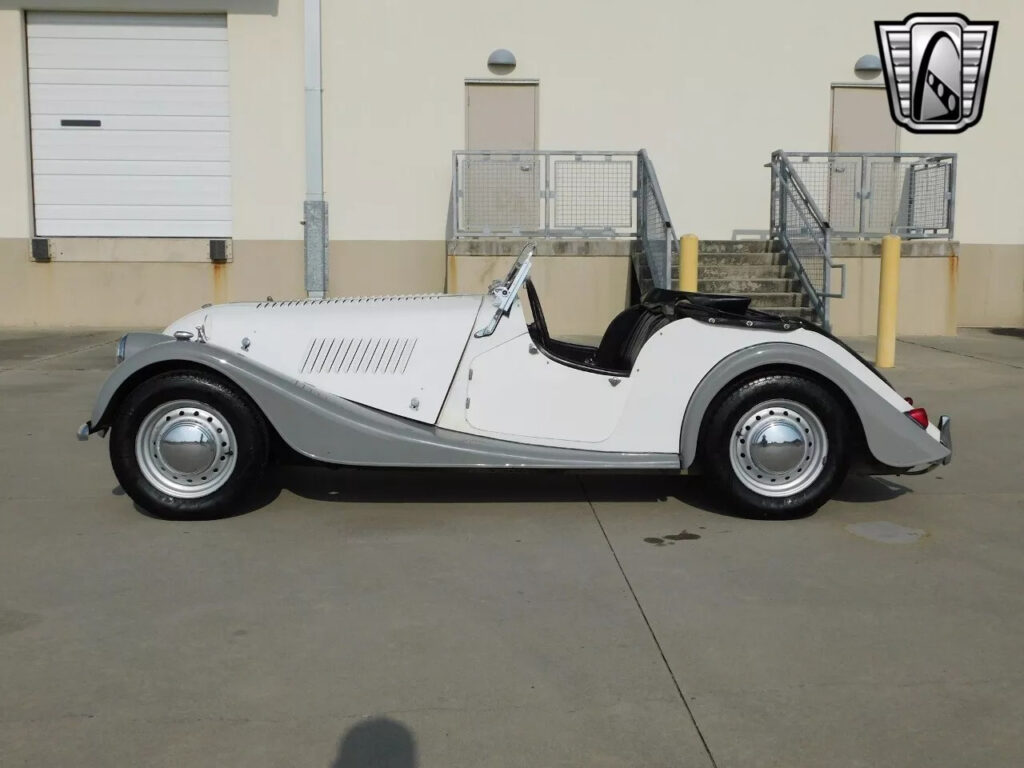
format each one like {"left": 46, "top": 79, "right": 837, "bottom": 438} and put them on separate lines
{"left": 265, "top": 377, "right": 679, "bottom": 468}
{"left": 89, "top": 336, "right": 680, "bottom": 470}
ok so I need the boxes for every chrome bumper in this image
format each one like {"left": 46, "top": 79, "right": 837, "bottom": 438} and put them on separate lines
{"left": 938, "top": 415, "right": 952, "bottom": 465}
{"left": 902, "top": 415, "right": 951, "bottom": 474}
{"left": 77, "top": 421, "right": 91, "bottom": 441}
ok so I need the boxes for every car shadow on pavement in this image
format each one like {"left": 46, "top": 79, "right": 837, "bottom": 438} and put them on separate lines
{"left": 115, "top": 477, "right": 284, "bottom": 522}
{"left": 832, "top": 474, "right": 911, "bottom": 503}
{"left": 279, "top": 464, "right": 679, "bottom": 505}
{"left": 275, "top": 464, "right": 912, "bottom": 521}
{"left": 115, "top": 465, "right": 912, "bottom": 522}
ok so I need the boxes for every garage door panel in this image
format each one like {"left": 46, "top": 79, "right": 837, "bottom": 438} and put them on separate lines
{"left": 30, "top": 115, "right": 229, "bottom": 132}
{"left": 29, "top": 53, "right": 228, "bottom": 72}
{"left": 32, "top": 129, "right": 228, "bottom": 148}
{"left": 27, "top": 12, "right": 231, "bottom": 237}
{"left": 36, "top": 220, "right": 231, "bottom": 237}
{"left": 31, "top": 84, "right": 228, "bottom": 104}
{"left": 29, "top": 37, "right": 228, "bottom": 60}
{"left": 34, "top": 176, "right": 230, "bottom": 206}
{"left": 34, "top": 160, "right": 230, "bottom": 176}
{"left": 36, "top": 205, "right": 231, "bottom": 221}
{"left": 29, "top": 24, "right": 226, "bottom": 40}
{"left": 27, "top": 11, "right": 227, "bottom": 38}
{"left": 32, "top": 145, "right": 228, "bottom": 163}
{"left": 32, "top": 98, "right": 229, "bottom": 118}
{"left": 30, "top": 68, "right": 229, "bottom": 87}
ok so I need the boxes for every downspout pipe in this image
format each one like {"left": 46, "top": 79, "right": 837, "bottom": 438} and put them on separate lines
{"left": 303, "top": 0, "right": 327, "bottom": 298}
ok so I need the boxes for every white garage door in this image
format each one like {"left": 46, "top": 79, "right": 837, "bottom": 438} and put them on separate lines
{"left": 27, "top": 12, "right": 231, "bottom": 237}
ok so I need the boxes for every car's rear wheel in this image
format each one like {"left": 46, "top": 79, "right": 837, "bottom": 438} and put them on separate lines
{"left": 110, "top": 371, "right": 269, "bottom": 519}
{"left": 702, "top": 374, "right": 851, "bottom": 518}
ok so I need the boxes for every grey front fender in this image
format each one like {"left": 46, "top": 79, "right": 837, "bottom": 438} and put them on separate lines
{"left": 90, "top": 335, "right": 679, "bottom": 470}
{"left": 678, "top": 342, "right": 950, "bottom": 470}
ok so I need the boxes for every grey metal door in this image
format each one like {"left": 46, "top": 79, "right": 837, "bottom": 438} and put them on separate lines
{"left": 829, "top": 87, "right": 900, "bottom": 233}
{"left": 463, "top": 83, "right": 539, "bottom": 232}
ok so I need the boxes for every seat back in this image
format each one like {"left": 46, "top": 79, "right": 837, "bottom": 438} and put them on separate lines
{"left": 594, "top": 305, "right": 672, "bottom": 372}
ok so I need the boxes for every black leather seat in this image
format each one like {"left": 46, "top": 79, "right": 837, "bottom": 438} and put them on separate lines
{"left": 593, "top": 305, "right": 671, "bottom": 372}
{"left": 526, "top": 278, "right": 674, "bottom": 374}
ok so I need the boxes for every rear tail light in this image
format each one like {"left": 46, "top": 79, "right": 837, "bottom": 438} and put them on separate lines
{"left": 906, "top": 407, "right": 929, "bottom": 429}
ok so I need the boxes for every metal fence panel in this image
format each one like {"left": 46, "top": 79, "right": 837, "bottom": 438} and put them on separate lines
{"left": 552, "top": 157, "right": 633, "bottom": 230}
{"left": 637, "top": 150, "right": 676, "bottom": 290}
{"left": 784, "top": 152, "right": 955, "bottom": 238}
{"left": 458, "top": 154, "right": 542, "bottom": 234}
{"left": 906, "top": 160, "right": 952, "bottom": 233}
{"left": 451, "top": 149, "right": 676, "bottom": 290}
{"left": 863, "top": 157, "right": 910, "bottom": 234}
{"left": 453, "top": 150, "right": 638, "bottom": 238}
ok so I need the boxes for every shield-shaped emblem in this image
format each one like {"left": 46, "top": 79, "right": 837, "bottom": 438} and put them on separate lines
{"left": 875, "top": 13, "right": 998, "bottom": 133}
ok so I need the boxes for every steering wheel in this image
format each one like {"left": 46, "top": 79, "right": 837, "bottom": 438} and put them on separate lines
{"left": 525, "top": 278, "right": 550, "bottom": 349}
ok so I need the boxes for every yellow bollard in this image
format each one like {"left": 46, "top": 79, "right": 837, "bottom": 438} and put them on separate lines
{"left": 875, "top": 235, "right": 901, "bottom": 368}
{"left": 679, "top": 234, "right": 699, "bottom": 292}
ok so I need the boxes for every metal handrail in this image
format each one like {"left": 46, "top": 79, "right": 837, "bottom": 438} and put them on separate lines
{"left": 771, "top": 150, "right": 845, "bottom": 330}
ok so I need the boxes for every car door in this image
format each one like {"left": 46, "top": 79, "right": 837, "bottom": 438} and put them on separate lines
{"left": 464, "top": 333, "right": 631, "bottom": 443}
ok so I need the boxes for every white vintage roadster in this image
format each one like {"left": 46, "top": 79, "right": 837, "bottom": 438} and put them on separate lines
{"left": 79, "top": 243, "right": 950, "bottom": 519}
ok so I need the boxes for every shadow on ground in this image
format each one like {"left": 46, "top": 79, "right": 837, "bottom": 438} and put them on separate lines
{"left": 273, "top": 464, "right": 911, "bottom": 521}
{"left": 988, "top": 327, "right": 1024, "bottom": 339}
{"left": 331, "top": 717, "right": 417, "bottom": 768}
{"left": 116, "top": 464, "right": 912, "bottom": 522}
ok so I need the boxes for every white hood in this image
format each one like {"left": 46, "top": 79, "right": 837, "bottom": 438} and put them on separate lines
{"left": 166, "top": 293, "right": 484, "bottom": 424}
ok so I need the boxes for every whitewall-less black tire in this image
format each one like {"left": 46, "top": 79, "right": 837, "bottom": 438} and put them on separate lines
{"left": 109, "top": 371, "right": 270, "bottom": 520}
{"left": 702, "top": 374, "right": 851, "bottom": 518}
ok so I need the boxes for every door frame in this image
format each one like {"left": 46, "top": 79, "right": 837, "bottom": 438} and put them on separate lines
{"left": 828, "top": 83, "right": 900, "bottom": 152}
{"left": 464, "top": 79, "right": 539, "bottom": 150}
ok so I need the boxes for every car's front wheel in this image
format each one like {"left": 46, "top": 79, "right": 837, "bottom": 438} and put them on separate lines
{"left": 109, "top": 371, "right": 270, "bottom": 519}
{"left": 701, "top": 374, "right": 851, "bottom": 518}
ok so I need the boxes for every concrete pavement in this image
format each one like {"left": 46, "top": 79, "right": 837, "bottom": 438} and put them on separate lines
{"left": 0, "top": 328, "right": 1022, "bottom": 767}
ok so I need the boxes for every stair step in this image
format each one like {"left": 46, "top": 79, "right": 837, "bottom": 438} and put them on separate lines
{"left": 698, "top": 265, "right": 789, "bottom": 279}
{"left": 735, "top": 292, "right": 807, "bottom": 307}
{"left": 698, "top": 240, "right": 779, "bottom": 254}
{"left": 760, "top": 305, "right": 817, "bottom": 316}
{"left": 698, "top": 278, "right": 801, "bottom": 294}
{"left": 756, "top": 307, "right": 821, "bottom": 323}
{"left": 698, "top": 252, "right": 787, "bottom": 266}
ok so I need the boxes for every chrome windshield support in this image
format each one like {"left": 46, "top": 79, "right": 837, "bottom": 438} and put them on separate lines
{"left": 474, "top": 242, "right": 536, "bottom": 338}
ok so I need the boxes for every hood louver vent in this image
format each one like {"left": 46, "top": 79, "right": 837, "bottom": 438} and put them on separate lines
{"left": 257, "top": 294, "right": 444, "bottom": 309}
{"left": 301, "top": 337, "right": 418, "bottom": 375}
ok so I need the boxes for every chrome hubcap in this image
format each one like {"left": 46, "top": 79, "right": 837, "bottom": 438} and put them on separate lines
{"left": 135, "top": 400, "right": 237, "bottom": 498}
{"left": 729, "top": 399, "right": 828, "bottom": 497}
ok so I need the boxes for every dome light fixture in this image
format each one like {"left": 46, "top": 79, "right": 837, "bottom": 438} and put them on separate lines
{"left": 487, "top": 49, "right": 517, "bottom": 75}
{"left": 854, "top": 53, "right": 882, "bottom": 80}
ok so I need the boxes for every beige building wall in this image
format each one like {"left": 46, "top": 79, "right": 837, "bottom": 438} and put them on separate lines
{"left": 829, "top": 241, "right": 959, "bottom": 337}
{"left": 318, "top": 0, "right": 1021, "bottom": 329}
{"left": 0, "top": 0, "right": 1021, "bottom": 329}
{"left": 955, "top": 244, "right": 1024, "bottom": 328}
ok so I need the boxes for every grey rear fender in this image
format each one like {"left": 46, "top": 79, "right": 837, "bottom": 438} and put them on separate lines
{"left": 679, "top": 342, "right": 950, "bottom": 470}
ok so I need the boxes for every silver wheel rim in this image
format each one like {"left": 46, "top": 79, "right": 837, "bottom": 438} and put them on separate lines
{"left": 135, "top": 399, "right": 237, "bottom": 499}
{"left": 729, "top": 399, "right": 828, "bottom": 498}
